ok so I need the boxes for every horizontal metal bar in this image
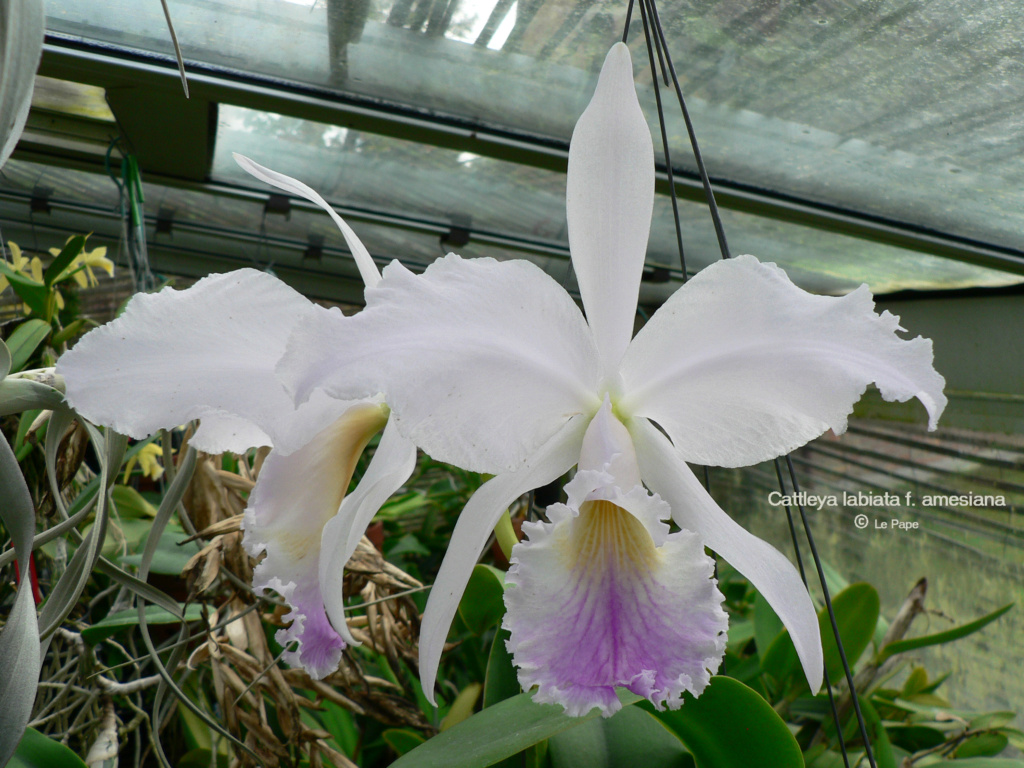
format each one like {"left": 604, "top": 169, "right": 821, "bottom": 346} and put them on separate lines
{"left": 38, "top": 35, "right": 1024, "bottom": 280}
{"left": 8, "top": 145, "right": 583, "bottom": 263}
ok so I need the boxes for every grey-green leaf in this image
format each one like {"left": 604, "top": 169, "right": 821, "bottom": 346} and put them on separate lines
{"left": 391, "top": 689, "right": 643, "bottom": 768}
{"left": 0, "top": 434, "right": 42, "bottom": 766}
{"left": 876, "top": 602, "right": 1013, "bottom": 663}
{"left": 0, "top": 378, "right": 64, "bottom": 417}
{"left": 1, "top": 338, "right": 11, "bottom": 378}
{"left": 549, "top": 706, "right": 694, "bottom": 768}
{"left": 81, "top": 604, "right": 204, "bottom": 645}
{"left": 5, "top": 320, "right": 51, "bottom": 373}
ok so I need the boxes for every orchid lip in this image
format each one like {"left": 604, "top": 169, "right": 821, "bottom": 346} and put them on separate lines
{"left": 503, "top": 409, "right": 728, "bottom": 716}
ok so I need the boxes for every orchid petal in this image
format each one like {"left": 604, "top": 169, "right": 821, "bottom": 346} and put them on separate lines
{"left": 620, "top": 255, "right": 947, "bottom": 467}
{"left": 57, "top": 269, "right": 350, "bottom": 455}
{"left": 233, "top": 153, "right": 382, "bottom": 289}
{"left": 631, "top": 417, "right": 823, "bottom": 692}
{"left": 278, "top": 255, "right": 601, "bottom": 474}
{"left": 418, "top": 414, "right": 589, "bottom": 704}
{"left": 567, "top": 42, "right": 654, "bottom": 374}
{"left": 578, "top": 396, "right": 641, "bottom": 490}
{"left": 242, "top": 401, "right": 389, "bottom": 677}
{"left": 505, "top": 491, "right": 726, "bottom": 717}
{"left": 319, "top": 416, "right": 418, "bottom": 638}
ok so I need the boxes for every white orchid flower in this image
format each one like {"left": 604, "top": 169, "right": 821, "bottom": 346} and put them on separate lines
{"left": 273, "top": 43, "right": 947, "bottom": 716}
{"left": 55, "top": 173, "right": 419, "bottom": 679}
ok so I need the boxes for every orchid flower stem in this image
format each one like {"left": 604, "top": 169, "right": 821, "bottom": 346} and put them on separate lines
{"left": 495, "top": 509, "right": 519, "bottom": 561}
{"left": 786, "top": 456, "right": 878, "bottom": 768}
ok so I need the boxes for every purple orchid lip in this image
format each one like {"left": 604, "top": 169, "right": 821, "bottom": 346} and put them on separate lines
{"left": 503, "top": 402, "right": 728, "bottom": 717}
{"left": 504, "top": 485, "right": 728, "bottom": 717}
{"left": 243, "top": 401, "right": 390, "bottom": 678}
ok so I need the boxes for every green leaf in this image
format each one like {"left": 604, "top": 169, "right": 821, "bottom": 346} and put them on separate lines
{"left": 384, "top": 729, "right": 427, "bottom": 757}
{"left": 753, "top": 591, "right": 783, "bottom": 656}
{"left": 5, "top": 319, "right": 50, "bottom": 372}
{"left": 649, "top": 676, "right": 803, "bottom": 768}
{"left": 762, "top": 583, "right": 879, "bottom": 687}
{"left": 0, "top": 434, "right": 42, "bottom": 766}
{"left": 852, "top": 694, "right": 897, "bottom": 768}
{"left": 0, "top": 377, "right": 65, "bottom": 416}
{"left": 81, "top": 604, "right": 204, "bottom": 645}
{"left": 387, "top": 532, "right": 432, "bottom": 557}
{"left": 484, "top": 627, "right": 520, "bottom": 708}
{"left": 803, "top": 744, "right": 847, "bottom": 768}
{"left": 876, "top": 603, "right": 1013, "bottom": 663}
{"left": 441, "top": 683, "right": 482, "bottom": 731}
{"left": 120, "top": 519, "right": 200, "bottom": 575}
{"left": 0, "top": 338, "right": 10, "bottom": 378}
{"left": 311, "top": 700, "right": 358, "bottom": 755}
{"left": 390, "top": 689, "right": 642, "bottom": 768}
{"left": 458, "top": 564, "right": 507, "bottom": 635}
{"left": 376, "top": 491, "right": 429, "bottom": 519}
{"left": 726, "top": 618, "right": 754, "bottom": 650}
{"left": 549, "top": 706, "right": 694, "bottom": 768}
{"left": 111, "top": 484, "right": 159, "bottom": 519}
{"left": 50, "top": 318, "right": 86, "bottom": 349}
{"left": 957, "top": 733, "right": 1011, "bottom": 759}
{"left": 0, "top": 261, "right": 48, "bottom": 318}
{"left": 43, "top": 235, "right": 85, "bottom": 287}
{"left": 88, "top": 515, "right": 152, "bottom": 559}
{"left": 821, "top": 583, "right": 879, "bottom": 681}
{"left": 885, "top": 724, "right": 946, "bottom": 753}
{"left": 970, "top": 712, "right": 1018, "bottom": 730}
{"left": 13, "top": 408, "right": 42, "bottom": 456}
{"left": 933, "top": 761, "right": 1024, "bottom": 768}
{"left": 8, "top": 727, "right": 88, "bottom": 768}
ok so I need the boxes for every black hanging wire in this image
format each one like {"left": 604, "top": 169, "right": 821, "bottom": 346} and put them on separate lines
{"left": 786, "top": 456, "right": 878, "bottom": 768}
{"left": 642, "top": 0, "right": 730, "bottom": 260}
{"left": 775, "top": 460, "right": 853, "bottom": 768}
{"left": 628, "top": 3, "right": 877, "bottom": 766}
{"left": 636, "top": 0, "right": 688, "bottom": 281}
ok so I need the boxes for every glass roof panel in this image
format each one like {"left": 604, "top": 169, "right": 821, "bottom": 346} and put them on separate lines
{"left": 0, "top": 158, "right": 564, "bottom": 304}
{"left": 44, "top": 0, "right": 1024, "bottom": 263}
{"left": 212, "top": 105, "right": 1020, "bottom": 296}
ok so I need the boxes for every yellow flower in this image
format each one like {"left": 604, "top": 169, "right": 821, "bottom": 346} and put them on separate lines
{"left": 122, "top": 442, "right": 166, "bottom": 483}
{"left": 1, "top": 241, "right": 29, "bottom": 293}
{"left": 48, "top": 239, "right": 114, "bottom": 288}
{"left": 1, "top": 241, "right": 63, "bottom": 314}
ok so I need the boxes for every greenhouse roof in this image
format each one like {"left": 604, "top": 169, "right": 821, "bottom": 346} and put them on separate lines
{"left": 4, "top": 0, "right": 1024, "bottom": 306}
